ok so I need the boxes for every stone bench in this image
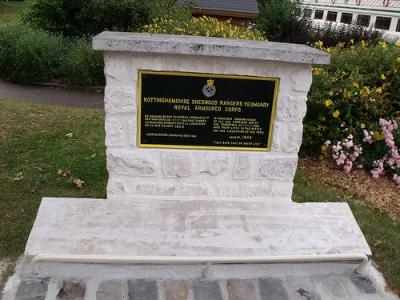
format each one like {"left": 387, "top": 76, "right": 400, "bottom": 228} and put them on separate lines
{"left": 26, "top": 197, "right": 371, "bottom": 275}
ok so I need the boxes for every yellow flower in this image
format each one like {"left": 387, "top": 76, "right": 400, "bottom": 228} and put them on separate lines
{"left": 376, "top": 87, "right": 383, "bottom": 94}
{"left": 397, "top": 57, "right": 400, "bottom": 63}
{"left": 381, "top": 74, "right": 386, "bottom": 80}
{"left": 350, "top": 39, "right": 354, "bottom": 44}
{"left": 333, "top": 110, "right": 340, "bottom": 118}
{"left": 329, "top": 91, "right": 334, "bottom": 96}
{"left": 321, "top": 145, "right": 327, "bottom": 154}
{"left": 317, "top": 40, "right": 323, "bottom": 48}
{"left": 325, "top": 99, "right": 333, "bottom": 106}
{"left": 361, "top": 40, "right": 366, "bottom": 48}
{"left": 379, "top": 41, "right": 387, "bottom": 49}
{"left": 361, "top": 123, "right": 366, "bottom": 129}
{"left": 319, "top": 155, "right": 325, "bottom": 161}
{"left": 353, "top": 82, "right": 359, "bottom": 88}
{"left": 375, "top": 132, "right": 385, "bottom": 141}
{"left": 361, "top": 86, "right": 370, "bottom": 97}
{"left": 343, "top": 89, "right": 352, "bottom": 99}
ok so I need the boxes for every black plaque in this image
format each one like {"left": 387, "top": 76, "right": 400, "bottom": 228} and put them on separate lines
{"left": 138, "top": 71, "right": 279, "bottom": 151}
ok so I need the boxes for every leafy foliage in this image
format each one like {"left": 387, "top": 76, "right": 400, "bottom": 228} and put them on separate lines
{"left": 0, "top": 23, "right": 67, "bottom": 82}
{"left": 21, "top": 0, "right": 151, "bottom": 37}
{"left": 303, "top": 41, "right": 400, "bottom": 183}
{"left": 63, "top": 38, "right": 104, "bottom": 86}
{"left": 141, "top": 15, "right": 266, "bottom": 40}
{"left": 147, "top": 0, "right": 194, "bottom": 23}
{"left": 0, "top": 23, "right": 104, "bottom": 86}
{"left": 255, "top": 0, "right": 310, "bottom": 42}
{"left": 310, "top": 22, "right": 382, "bottom": 48}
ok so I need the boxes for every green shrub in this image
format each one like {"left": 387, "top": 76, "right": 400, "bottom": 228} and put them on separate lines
{"left": 309, "top": 22, "right": 382, "bottom": 48}
{"left": 0, "top": 23, "right": 104, "bottom": 86}
{"left": 0, "top": 23, "right": 27, "bottom": 80}
{"left": 148, "top": 0, "right": 193, "bottom": 23}
{"left": 255, "top": 0, "right": 309, "bottom": 42}
{"left": 63, "top": 38, "right": 104, "bottom": 86}
{"left": 0, "top": 23, "right": 68, "bottom": 83}
{"left": 304, "top": 41, "right": 400, "bottom": 183}
{"left": 21, "top": 0, "right": 151, "bottom": 37}
{"left": 141, "top": 16, "right": 266, "bottom": 40}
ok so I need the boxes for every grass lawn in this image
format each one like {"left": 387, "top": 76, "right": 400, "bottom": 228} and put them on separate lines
{"left": 0, "top": 100, "right": 399, "bottom": 295}
{"left": 0, "top": 1, "right": 27, "bottom": 25}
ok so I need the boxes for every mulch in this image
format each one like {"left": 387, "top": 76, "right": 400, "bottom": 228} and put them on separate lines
{"left": 298, "top": 156, "right": 400, "bottom": 223}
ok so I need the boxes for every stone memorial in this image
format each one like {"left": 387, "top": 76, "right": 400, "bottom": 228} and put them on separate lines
{"left": 24, "top": 32, "right": 371, "bottom": 275}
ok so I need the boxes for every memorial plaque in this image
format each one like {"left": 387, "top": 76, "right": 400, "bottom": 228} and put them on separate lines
{"left": 138, "top": 71, "right": 279, "bottom": 151}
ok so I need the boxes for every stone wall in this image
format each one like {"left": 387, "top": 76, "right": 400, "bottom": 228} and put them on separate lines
{"left": 93, "top": 32, "right": 330, "bottom": 202}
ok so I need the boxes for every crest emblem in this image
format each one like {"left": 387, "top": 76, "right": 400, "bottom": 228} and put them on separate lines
{"left": 202, "top": 79, "right": 216, "bottom": 97}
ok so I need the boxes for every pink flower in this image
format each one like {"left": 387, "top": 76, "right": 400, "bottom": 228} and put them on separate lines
{"left": 371, "top": 169, "right": 380, "bottom": 179}
{"left": 344, "top": 161, "right": 353, "bottom": 173}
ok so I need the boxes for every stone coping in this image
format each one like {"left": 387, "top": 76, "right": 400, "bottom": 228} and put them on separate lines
{"left": 93, "top": 32, "right": 330, "bottom": 65}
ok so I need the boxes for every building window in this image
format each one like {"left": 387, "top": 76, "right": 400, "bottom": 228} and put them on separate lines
{"left": 375, "top": 16, "right": 391, "bottom": 30}
{"left": 314, "top": 10, "right": 324, "bottom": 20}
{"left": 327, "top": 11, "right": 338, "bottom": 22}
{"left": 396, "top": 19, "right": 400, "bottom": 32}
{"left": 357, "top": 15, "right": 370, "bottom": 27}
{"left": 341, "top": 13, "right": 353, "bottom": 24}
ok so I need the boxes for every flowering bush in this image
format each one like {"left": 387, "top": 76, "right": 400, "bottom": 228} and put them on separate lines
{"left": 304, "top": 40, "right": 400, "bottom": 183}
{"left": 140, "top": 16, "right": 266, "bottom": 41}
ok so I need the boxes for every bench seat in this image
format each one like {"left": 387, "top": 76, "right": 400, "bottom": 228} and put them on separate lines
{"left": 25, "top": 197, "right": 371, "bottom": 262}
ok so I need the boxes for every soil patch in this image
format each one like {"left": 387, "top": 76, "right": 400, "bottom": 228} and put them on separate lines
{"left": 298, "top": 156, "right": 400, "bottom": 223}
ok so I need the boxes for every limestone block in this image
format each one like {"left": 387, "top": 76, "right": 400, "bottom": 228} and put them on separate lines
{"left": 107, "top": 150, "right": 157, "bottom": 177}
{"left": 233, "top": 154, "right": 252, "bottom": 180}
{"left": 291, "top": 67, "right": 312, "bottom": 92}
{"left": 107, "top": 179, "right": 128, "bottom": 195}
{"left": 104, "top": 86, "right": 136, "bottom": 114}
{"left": 181, "top": 183, "right": 210, "bottom": 196}
{"left": 271, "top": 123, "right": 303, "bottom": 153}
{"left": 198, "top": 153, "right": 229, "bottom": 176}
{"left": 256, "top": 157, "right": 298, "bottom": 180}
{"left": 162, "top": 152, "right": 195, "bottom": 178}
{"left": 134, "top": 182, "right": 177, "bottom": 196}
{"left": 215, "top": 183, "right": 271, "bottom": 198}
{"left": 127, "top": 119, "right": 137, "bottom": 146}
{"left": 270, "top": 182, "right": 294, "bottom": 199}
{"left": 104, "top": 53, "right": 133, "bottom": 84}
{"left": 148, "top": 56, "right": 164, "bottom": 71}
{"left": 275, "top": 93, "right": 307, "bottom": 122}
{"left": 105, "top": 118, "right": 125, "bottom": 146}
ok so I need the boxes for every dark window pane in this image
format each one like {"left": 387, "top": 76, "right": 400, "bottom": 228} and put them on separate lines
{"left": 341, "top": 13, "right": 353, "bottom": 24}
{"left": 314, "top": 10, "right": 324, "bottom": 20}
{"left": 327, "top": 11, "right": 338, "bottom": 22}
{"left": 375, "top": 16, "right": 391, "bottom": 30}
{"left": 396, "top": 19, "right": 400, "bottom": 32}
{"left": 357, "top": 15, "right": 370, "bottom": 27}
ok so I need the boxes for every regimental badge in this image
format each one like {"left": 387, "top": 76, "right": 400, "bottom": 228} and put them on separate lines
{"left": 202, "top": 79, "right": 216, "bottom": 98}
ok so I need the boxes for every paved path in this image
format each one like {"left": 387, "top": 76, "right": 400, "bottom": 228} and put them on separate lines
{"left": 3, "top": 257, "right": 400, "bottom": 300}
{"left": 0, "top": 80, "right": 104, "bottom": 108}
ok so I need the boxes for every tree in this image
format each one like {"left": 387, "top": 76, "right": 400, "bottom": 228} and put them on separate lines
{"left": 255, "top": 0, "right": 311, "bottom": 43}
{"left": 21, "top": 0, "right": 151, "bottom": 37}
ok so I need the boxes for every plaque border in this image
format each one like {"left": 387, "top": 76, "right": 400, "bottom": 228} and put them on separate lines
{"left": 137, "top": 70, "right": 279, "bottom": 151}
